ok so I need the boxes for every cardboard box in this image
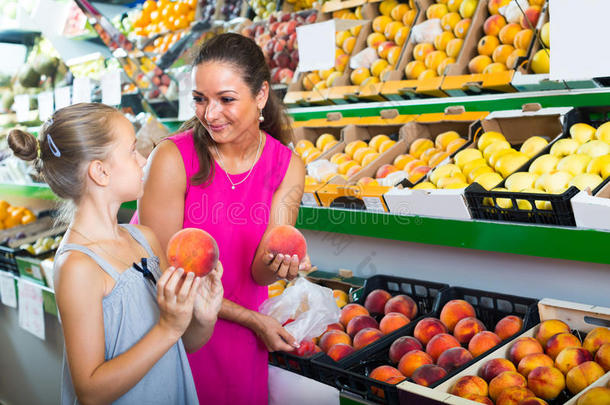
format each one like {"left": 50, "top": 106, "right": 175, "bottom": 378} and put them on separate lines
{"left": 442, "top": 0, "right": 517, "bottom": 97}
{"left": 571, "top": 180, "right": 610, "bottom": 231}
{"left": 305, "top": 269, "right": 366, "bottom": 302}
{"left": 284, "top": 4, "right": 377, "bottom": 106}
{"left": 398, "top": 298, "right": 610, "bottom": 405}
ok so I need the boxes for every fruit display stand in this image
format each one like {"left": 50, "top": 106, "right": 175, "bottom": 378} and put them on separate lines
{"left": 398, "top": 298, "right": 610, "bottom": 404}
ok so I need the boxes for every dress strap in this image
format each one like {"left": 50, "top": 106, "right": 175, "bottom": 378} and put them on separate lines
{"left": 119, "top": 224, "right": 155, "bottom": 257}
{"left": 56, "top": 244, "right": 121, "bottom": 281}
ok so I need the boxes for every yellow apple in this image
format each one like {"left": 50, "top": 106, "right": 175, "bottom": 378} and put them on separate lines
{"left": 520, "top": 136, "right": 549, "bottom": 158}
{"left": 557, "top": 154, "right": 592, "bottom": 176}
{"left": 595, "top": 122, "right": 610, "bottom": 143}
{"left": 491, "top": 187, "right": 512, "bottom": 208}
{"left": 455, "top": 148, "right": 484, "bottom": 169}
{"left": 438, "top": 173, "right": 468, "bottom": 188}
{"left": 477, "top": 131, "right": 506, "bottom": 150}
{"left": 577, "top": 140, "right": 610, "bottom": 158}
{"left": 412, "top": 181, "right": 436, "bottom": 190}
{"left": 430, "top": 163, "right": 462, "bottom": 185}
{"left": 570, "top": 123, "right": 596, "bottom": 144}
{"left": 505, "top": 172, "right": 538, "bottom": 191}
{"left": 569, "top": 173, "right": 603, "bottom": 191}
{"left": 529, "top": 154, "right": 559, "bottom": 175}
{"left": 496, "top": 152, "right": 530, "bottom": 178}
{"left": 474, "top": 172, "right": 503, "bottom": 190}
{"left": 483, "top": 140, "right": 512, "bottom": 162}
{"left": 544, "top": 171, "right": 573, "bottom": 193}
{"left": 550, "top": 138, "right": 580, "bottom": 157}
{"left": 586, "top": 155, "right": 610, "bottom": 176}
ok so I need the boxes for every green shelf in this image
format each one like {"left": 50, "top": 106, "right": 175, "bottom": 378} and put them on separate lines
{"left": 0, "top": 183, "right": 57, "bottom": 200}
{"left": 296, "top": 207, "right": 610, "bottom": 266}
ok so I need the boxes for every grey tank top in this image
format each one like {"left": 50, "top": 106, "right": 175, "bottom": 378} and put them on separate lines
{"left": 57, "top": 224, "right": 199, "bottom": 405}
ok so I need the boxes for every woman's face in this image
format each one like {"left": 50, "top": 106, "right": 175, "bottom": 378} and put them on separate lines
{"left": 191, "top": 61, "right": 268, "bottom": 145}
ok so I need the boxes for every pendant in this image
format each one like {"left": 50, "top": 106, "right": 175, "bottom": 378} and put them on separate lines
{"left": 231, "top": 185, "right": 235, "bottom": 190}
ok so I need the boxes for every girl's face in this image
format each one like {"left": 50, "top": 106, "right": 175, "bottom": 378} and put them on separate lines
{"left": 105, "top": 114, "right": 147, "bottom": 201}
{"left": 191, "top": 61, "right": 268, "bottom": 145}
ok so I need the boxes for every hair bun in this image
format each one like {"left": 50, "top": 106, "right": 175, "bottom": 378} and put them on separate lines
{"left": 8, "top": 128, "right": 39, "bottom": 161}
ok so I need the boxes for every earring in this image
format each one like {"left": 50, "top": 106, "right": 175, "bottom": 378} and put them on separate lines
{"left": 258, "top": 109, "right": 264, "bottom": 123}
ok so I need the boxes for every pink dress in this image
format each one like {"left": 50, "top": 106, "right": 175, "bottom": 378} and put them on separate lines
{"left": 168, "top": 130, "right": 292, "bottom": 404}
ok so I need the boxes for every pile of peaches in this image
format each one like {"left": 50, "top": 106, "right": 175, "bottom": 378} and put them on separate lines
{"left": 443, "top": 320, "right": 610, "bottom": 404}
{"left": 365, "top": 299, "right": 525, "bottom": 391}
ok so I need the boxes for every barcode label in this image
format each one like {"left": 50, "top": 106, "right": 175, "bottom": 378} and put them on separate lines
{"left": 301, "top": 193, "right": 318, "bottom": 207}
{"left": 363, "top": 197, "right": 386, "bottom": 212}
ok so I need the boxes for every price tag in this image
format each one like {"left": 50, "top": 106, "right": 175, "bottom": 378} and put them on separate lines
{"left": 18, "top": 279, "right": 45, "bottom": 340}
{"left": 54, "top": 86, "right": 71, "bottom": 110}
{"left": 101, "top": 70, "right": 121, "bottom": 106}
{"left": 301, "top": 192, "right": 318, "bottom": 207}
{"left": 362, "top": 196, "right": 386, "bottom": 212}
{"left": 178, "top": 72, "right": 194, "bottom": 121}
{"left": 72, "top": 76, "right": 91, "bottom": 103}
{"left": 0, "top": 272, "right": 17, "bottom": 308}
{"left": 14, "top": 94, "right": 30, "bottom": 122}
{"left": 37, "top": 91, "right": 54, "bottom": 121}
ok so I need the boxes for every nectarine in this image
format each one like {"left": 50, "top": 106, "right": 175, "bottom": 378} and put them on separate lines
{"left": 364, "top": 289, "right": 391, "bottom": 315}
{"left": 380, "top": 312, "right": 410, "bottom": 335}
{"left": 440, "top": 299, "right": 476, "bottom": 332}
{"left": 398, "top": 349, "right": 434, "bottom": 377}
{"left": 384, "top": 294, "right": 417, "bottom": 319}
{"left": 167, "top": 228, "right": 219, "bottom": 277}
{"left": 264, "top": 225, "right": 307, "bottom": 260}
{"left": 389, "top": 336, "right": 423, "bottom": 364}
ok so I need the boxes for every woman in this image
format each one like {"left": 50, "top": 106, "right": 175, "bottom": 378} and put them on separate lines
{"left": 136, "top": 33, "right": 309, "bottom": 404}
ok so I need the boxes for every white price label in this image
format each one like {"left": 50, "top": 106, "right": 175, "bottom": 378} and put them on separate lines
{"left": 37, "top": 92, "right": 54, "bottom": 121}
{"left": 72, "top": 77, "right": 91, "bottom": 104}
{"left": 54, "top": 86, "right": 71, "bottom": 110}
{"left": 362, "top": 196, "right": 386, "bottom": 212}
{"left": 101, "top": 70, "right": 121, "bottom": 106}
{"left": 14, "top": 94, "right": 30, "bottom": 122}
{"left": 301, "top": 193, "right": 318, "bottom": 207}
{"left": 178, "top": 72, "right": 194, "bottom": 121}
{"left": 18, "top": 280, "right": 45, "bottom": 340}
{"left": 0, "top": 272, "right": 17, "bottom": 308}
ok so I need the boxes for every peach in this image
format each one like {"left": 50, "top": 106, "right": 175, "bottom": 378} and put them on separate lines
{"left": 353, "top": 328, "right": 384, "bottom": 350}
{"left": 535, "top": 319, "right": 571, "bottom": 347}
{"left": 167, "top": 228, "right": 219, "bottom": 277}
{"left": 469, "top": 331, "right": 502, "bottom": 357}
{"left": 437, "top": 347, "right": 474, "bottom": 372}
{"left": 429, "top": 151, "right": 451, "bottom": 168}
{"left": 323, "top": 322, "right": 345, "bottom": 333}
{"left": 488, "top": 0, "right": 510, "bottom": 15}
{"left": 520, "top": 6, "right": 540, "bottom": 29}
{"left": 362, "top": 152, "right": 380, "bottom": 167}
{"left": 345, "top": 140, "right": 368, "bottom": 157}
{"left": 330, "top": 153, "right": 352, "bottom": 165}
{"left": 425, "top": 50, "right": 448, "bottom": 72}
{"left": 509, "top": 337, "right": 544, "bottom": 365}
{"left": 493, "top": 44, "right": 515, "bottom": 65}
{"left": 499, "top": 23, "right": 522, "bottom": 45}
{"left": 454, "top": 317, "right": 486, "bottom": 345}
{"left": 484, "top": 14, "right": 507, "bottom": 36}
{"left": 384, "top": 294, "right": 417, "bottom": 319}
{"left": 264, "top": 225, "right": 307, "bottom": 260}
{"left": 409, "top": 165, "right": 432, "bottom": 183}
{"left": 518, "top": 399, "right": 549, "bottom": 405}
{"left": 394, "top": 154, "right": 416, "bottom": 170}
{"left": 369, "top": 134, "right": 390, "bottom": 151}
{"left": 566, "top": 361, "right": 605, "bottom": 394}
{"left": 395, "top": 26, "right": 410, "bottom": 46}
{"left": 495, "top": 315, "right": 524, "bottom": 340}
{"left": 454, "top": 18, "right": 471, "bottom": 39}
{"left": 518, "top": 353, "right": 554, "bottom": 378}
{"left": 405, "top": 60, "right": 426, "bottom": 80}
{"left": 379, "top": 139, "right": 397, "bottom": 154}
{"left": 411, "top": 364, "right": 447, "bottom": 387}
{"left": 595, "top": 343, "right": 610, "bottom": 371}
{"left": 319, "top": 330, "right": 352, "bottom": 353}
{"left": 339, "top": 303, "right": 370, "bottom": 327}
{"left": 545, "top": 332, "right": 582, "bottom": 360}
{"left": 462, "top": 394, "right": 493, "bottom": 404}
{"left": 426, "top": 333, "right": 461, "bottom": 362}
{"left": 489, "top": 371, "right": 527, "bottom": 401}
{"left": 367, "top": 32, "right": 386, "bottom": 48}
{"left": 413, "top": 43, "right": 435, "bottom": 62}
{"left": 478, "top": 35, "right": 500, "bottom": 56}
{"left": 440, "top": 299, "right": 477, "bottom": 332}
{"left": 346, "top": 165, "right": 362, "bottom": 177}
{"left": 327, "top": 343, "right": 356, "bottom": 361}
{"left": 450, "top": 375, "right": 489, "bottom": 398}
{"left": 496, "top": 387, "right": 535, "bottom": 405}
{"left": 527, "top": 366, "right": 565, "bottom": 400}
{"left": 441, "top": 12, "right": 461, "bottom": 32}
{"left": 421, "top": 147, "right": 441, "bottom": 163}
{"left": 347, "top": 315, "right": 379, "bottom": 337}
{"left": 583, "top": 327, "right": 610, "bottom": 355}
{"left": 364, "top": 289, "right": 392, "bottom": 315}
{"left": 576, "top": 387, "right": 610, "bottom": 404}
{"left": 380, "top": 313, "right": 410, "bottom": 335}
{"left": 376, "top": 164, "right": 399, "bottom": 179}
{"left": 446, "top": 137, "right": 467, "bottom": 154}
{"left": 398, "top": 350, "right": 434, "bottom": 377}
{"left": 506, "top": 48, "right": 527, "bottom": 69}
{"left": 514, "top": 29, "right": 533, "bottom": 51}
{"left": 353, "top": 147, "right": 377, "bottom": 164}
{"left": 291, "top": 339, "right": 322, "bottom": 357}
{"left": 480, "top": 358, "right": 517, "bottom": 382}
{"left": 389, "top": 336, "right": 424, "bottom": 364}
{"left": 555, "top": 347, "right": 594, "bottom": 375}
{"left": 446, "top": 38, "right": 464, "bottom": 58}
{"left": 469, "top": 55, "right": 493, "bottom": 74}
{"left": 410, "top": 138, "right": 435, "bottom": 158}
{"left": 414, "top": 317, "right": 448, "bottom": 346}
{"left": 369, "top": 365, "right": 404, "bottom": 382}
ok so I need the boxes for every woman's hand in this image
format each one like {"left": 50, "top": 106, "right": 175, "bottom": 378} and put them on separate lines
{"left": 262, "top": 252, "right": 311, "bottom": 281}
{"left": 193, "top": 262, "right": 224, "bottom": 325}
{"left": 250, "top": 312, "right": 299, "bottom": 352}
{"left": 156, "top": 267, "right": 200, "bottom": 338}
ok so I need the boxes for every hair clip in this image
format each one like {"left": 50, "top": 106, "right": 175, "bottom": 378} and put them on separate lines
{"left": 45, "top": 117, "right": 54, "bottom": 127}
{"left": 47, "top": 134, "right": 61, "bottom": 158}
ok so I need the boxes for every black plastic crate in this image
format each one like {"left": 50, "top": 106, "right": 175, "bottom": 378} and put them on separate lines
{"left": 310, "top": 275, "right": 450, "bottom": 400}
{"left": 313, "top": 286, "right": 539, "bottom": 404}
{"left": 465, "top": 106, "right": 610, "bottom": 226}
{"left": 0, "top": 245, "right": 19, "bottom": 275}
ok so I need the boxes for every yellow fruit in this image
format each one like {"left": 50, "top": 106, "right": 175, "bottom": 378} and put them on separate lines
{"left": 430, "top": 163, "right": 462, "bottom": 185}
{"left": 316, "top": 133, "right": 337, "bottom": 150}
{"left": 395, "top": 26, "right": 410, "bottom": 46}
{"left": 333, "top": 289, "right": 349, "bottom": 308}
{"left": 394, "top": 154, "right": 416, "bottom": 170}
{"left": 434, "top": 31, "right": 455, "bottom": 52}
{"left": 477, "top": 131, "right": 506, "bottom": 150}
{"left": 550, "top": 138, "right": 580, "bottom": 157}
{"left": 529, "top": 154, "right": 559, "bottom": 175}
{"left": 343, "top": 36, "right": 356, "bottom": 54}
{"left": 384, "top": 21, "right": 404, "bottom": 41}
{"left": 459, "top": 0, "right": 477, "bottom": 19}
{"left": 413, "top": 43, "right": 435, "bottom": 62}
{"left": 489, "top": 148, "right": 516, "bottom": 168}
{"left": 371, "top": 59, "right": 390, "bottom": 77}
{"left": 336, "top": 30, "right": 352, "bottom": 48}
{"left": 402, "top": 9, "right": 417, "bottom": 26}
{"left": 478, "top": 35, "right": 500, "bottom": 56}
{"left": 405, "top": 60, "right": 426, "bottom": 80}
{"left": 345, "top": 140, "right": 368, "bottom": 157}
{"left": 425, "top": 51, "right": 448, "bottom": 72}
{"left": 467, "top": 165, "right": 495, "bottom": 183}
{"left": 531, "top": 49, "right": 550, "bottom": 74}
{"left": 437, "top": 57, "right": 456, "bottom": 76}
{"left": 483, "top": 62, "right": 508, "bottom": 74}
{"left": 413, "top": 181, "right": 436, "bottom": 190}
{"left": 506, "top": 48, "right": 527, "bottom": 69}
{"left": 514, "top": 29, "right": 533, "bottom": 51}
{"left": 369, "top": 134, "right": 391, "bottom": 151}
{"left": 446, "top": 38, "right": 464, "bottom": 59}
{"left": 296, "top": 139, "right": 315, "bottom": 155}
{"left": 595, "top": 122, "right": 610, "bottom": 143}
{"left": 326, "top": 71, "right": 343, "bottom": 87}
{"left": 447, "top": 0, "right": 463, "bottom": 13}
{"left": 492, "top": 44, "right": 515, "bottom": 65}
{"left": 387, "top": 46, "right": 402, "bottom": 66}
{"left": 418, "top": 69, "right": 438, "bottom": 80}
{"left": 350, "top": 67, "right": 371, "bottom": 85}
{"left": 540, "top": 22, "right": 550, "bottom": 47}
{"left": 304, "top": 149, "right": 322, "bottom": 164}
{"left": 490, "top": 187, "right": 513, "bottom": 208}
{"left": 505, "top": 172, "right": 537, "bottom": 191}
{"left": 474, "top": 172, "right": 503, "bottom": 190}
{"left": 454, "top": 18, "right": 471, "bottom": 39}
{"left": 362, "top": 152, "right": 380, "bottom": 167}
{"left": 455, "top": 148, "right": 483, "bottom": 168}
{"left": 520, "top": 136, "right": 549, "bottom": 158}
{"left": 367, "top": 32, "right": 387, "bottom": 48}
{"left": 373, "top": 16, "right": 393, "bottom": 33}
{"left": 338, "top": 160, "right": 358, "bottom": 174}
{"left": 379, "top": 0, "right": 399, "bottom": 16}
{"left": 462, "top": 158, "right": 488, "bottom": 178}
{"left": 496, "top": 152, "right": 529, "bottom": 178}
{"left": 331, "top": 153, "right": 351, "bottom": 165}
{"left": 441, "top": 12, "right": 462, "bottom": 31}
{"left": 426, "top": 4, "right": 449, "bottom": 20}
{"left": 570, "top": 123, "right": 596, "bottom": 144}
{"left": 438, "top": 173, "right": 468, "bottom": 188}
{"left": 569, "top": 173, "right": 603, "bottom": 191}
{"left": 390, "top": 3, "right": 409, "bottom": 21}
{"left": 468, "top": 55, "right": 492, "bottom": 74}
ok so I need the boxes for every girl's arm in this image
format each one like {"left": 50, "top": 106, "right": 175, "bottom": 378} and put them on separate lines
{"left": 251, "top": 152, "right": 307, "bottom": 286}
{"left": 55, "top": 252, "right": 198, "bottom": 405}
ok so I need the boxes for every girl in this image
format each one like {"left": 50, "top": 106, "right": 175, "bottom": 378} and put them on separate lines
{"left": 8, "top": 102, "right": 223, "bottom": 405}
{"left": 136, "top": 33, "right": 309, "bottom": 404}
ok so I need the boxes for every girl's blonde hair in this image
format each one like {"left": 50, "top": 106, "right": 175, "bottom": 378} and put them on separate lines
{"left": 8, "top": 102, "right": 120, "bottom": 204}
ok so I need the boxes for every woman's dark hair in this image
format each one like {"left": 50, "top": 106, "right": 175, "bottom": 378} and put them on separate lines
{"left": 178, "top": 33, "right": 293, "bottom": 186}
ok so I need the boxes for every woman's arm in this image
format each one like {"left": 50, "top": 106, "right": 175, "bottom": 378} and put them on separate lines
{"left": 55, "top": 252, "right": 197, "bottom": 405}
{"left": 251, "top": 152, "right": 306, "bottom": 286}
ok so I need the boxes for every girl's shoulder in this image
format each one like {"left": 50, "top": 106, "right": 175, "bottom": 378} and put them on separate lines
{"left": 54, "top": 246, "right": 106, "bottom": 298}
{"left": 129, "top": 224, "right": 165, "bottom": 261}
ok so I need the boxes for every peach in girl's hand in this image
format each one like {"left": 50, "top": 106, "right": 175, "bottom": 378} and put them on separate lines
{"left": 264, "top": 225, "right": 307, "bottom": 260}
{"left": 166, "top": 228, "right": 219, "bottom": 277}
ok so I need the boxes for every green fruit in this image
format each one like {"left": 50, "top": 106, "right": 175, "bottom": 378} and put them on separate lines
{"left": 18, "top": 65, "right": 41, "bottom": 88}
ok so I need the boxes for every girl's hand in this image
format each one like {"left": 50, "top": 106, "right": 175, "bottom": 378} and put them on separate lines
{"left": 193, "top": 262, "right": 224, "bottom": 325}
{"left": 250, "top": 312, "right": 299, "bottom": 352}
{"left": 156, "top": 267, "right": 200, "bottom": 338}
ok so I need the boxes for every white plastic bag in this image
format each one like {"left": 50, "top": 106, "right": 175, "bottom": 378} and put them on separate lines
{"left": 500, "top": 0, "right": 530, "bottom": 24}
{"left": 349, "top": 47, "right": 379, "bottom": 70}
{"left": 410, "top": 19, "right": 443, "bottom": 44}
{"left": 259, "top": 277, "right": 341, "bottom": 343}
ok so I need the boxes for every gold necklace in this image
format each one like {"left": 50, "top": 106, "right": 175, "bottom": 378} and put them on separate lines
{"left": 69, "top": 227, "right": 142, "bottom": 270}
{"left": 213, "top": 130, "right": 263, "bottom": 190}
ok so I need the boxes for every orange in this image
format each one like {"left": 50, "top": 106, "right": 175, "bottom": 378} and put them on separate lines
{"left": 174, "top": 1, "right": 190, "bottom": 15}
{"left": 0, "top": 200, "right": 9, "bottom": 221}
{"left": 21, "top": 214, "right": 36, "bottom": 225}
{"left": 4, "top": 211, "right": 23, "bottom": 228}
{"left": 143, "top": 0, "right": 157, "bottom": 13}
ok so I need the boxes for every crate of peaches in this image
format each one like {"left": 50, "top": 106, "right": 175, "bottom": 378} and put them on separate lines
{"left": 312, "top": 285, "right": 538, "bottom": 404}
{"left": 414, "top": 298, "right": 610, "bottom": 405}
{"left": 465, "top": 106, "right": 610, "bottom": 226}
{"left": 267, "top": 269, "right": 366, "bottom": 378}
